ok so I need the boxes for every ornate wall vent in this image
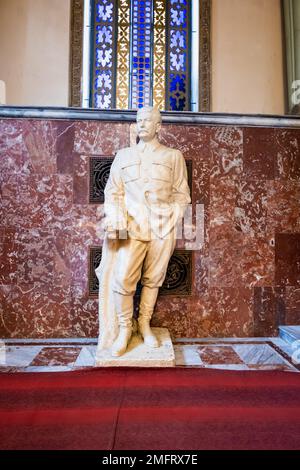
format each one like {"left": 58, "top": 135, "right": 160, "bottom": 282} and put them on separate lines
{"left": 89, "top": 157, "right": 192, "bottom": 204}
{"left": 89, "top": 247, "right": 192, "bottom": 297}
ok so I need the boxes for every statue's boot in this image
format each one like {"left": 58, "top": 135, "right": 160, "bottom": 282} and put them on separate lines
{"left": 111, "top": 293, "right": 133, "bottom": 357}
{"left": 138, "top": 286, "right": 159, "bottom": 348}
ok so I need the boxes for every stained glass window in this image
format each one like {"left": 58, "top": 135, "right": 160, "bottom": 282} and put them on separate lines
{"left": 90, "top": 0, "right": 192, "bottom": 111}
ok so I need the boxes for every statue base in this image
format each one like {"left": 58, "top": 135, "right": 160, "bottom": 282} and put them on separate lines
{"left": 94, "top": 328, "right": 175, "bottom": 367}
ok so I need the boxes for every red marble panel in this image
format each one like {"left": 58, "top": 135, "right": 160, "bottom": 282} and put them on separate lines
{"left": 53, "top": 206, "right": 101, "bottom": 290}
{"left": 0, "top": 284, "right": 35, "bottom": 337}
{"left": 55, "top": 120, "right": 76, "bottom": 174}
{"left": 210, "top": 126, "right": 243, "bottom": 178}
{"left": 0, "top": 282, "right": 77, "bottom": 338}
{"left": 198, "top": 345, "right": 244, "bottom": 364}
{"left": 30, "top": 282, "right": 73, "bottom": 337}
{"left": 0, "top": 234, "right": 18, "bottom": 284}
{"left": 209, "top": 224, "right": 244, "bottom": 288}
{"left": 0, "top": 120, "right": 28, "bottom": 183}
{"left": 209, "top": 177, "right": 243, "bottom": 287}
{"left": 159, "top": 124, "right": 211, "bottom": 205}
{"left": 0, "top": 228, "right": 15, "bottom": 244}
{"left": 192, "top": 156, "right": 210, "bottom": 206}
{"left": 70, "top": 284, "right": 98, "bottom": 337}
{"left": 243, "top": 128, "right": 275, "bottom": 179}
{"left": 74, "top": 121, "right": 130, "bottom": 155}
{"left": 1, "top": 117, "right": 300, "bottom": 339}
{"left": 285, "top": 287, "right": 300, "bottom": 324}
{"left": 22, "top": 120, "right": 57, "bottom": 175}
{"left": 0, "top": 282, "right": 98, "bottom": 338}
{"left": 241, "top": 235, "right": 275, "bottom": 287}
{"left": 234, "top": 180, "right": 268, "bottom": 237}
{"left": 71, "top": 204, "right": 103, "bottom": 241}
{"left": 0, "top": 176, "right": 20, "bottom": 228}
{"left": 274, "top": 128, "right": 300, "bottom": 180}
{"left": 153, "top": 289, "right": 253, "bottom": 338}
{"left": 54, "top": 228, "right": 89, "bottom": 287}
{"left": 194, "top": 248, "right": 210, "bottom": 294}
{"left": 159, "top": 124, "right": 210, "bottom": 157}
{"left": 16, "top": 229, "right": 54, "bottom": 285}
{"left": 253, "top": 287, "right": 285, "bottom": 336}
{"left": 187, "top": 287, "right": 254, "bottom": 337}
{"left": 73, "top": 154, "right": 89, "bottom": 204}
{"left": 30, "top": 347, "right": 81, "bottom": 366}
{"left": 17, "top": 174, "right": 73, "bottom": 230}
{"left": 275, "top": 234, "right": 300, "bottom": 286}
{"left": 210, "top": 177, "right": 237, "bottom": 226}
{"left": 267, "top": 181, "right": 300, "bottom": 233}
{"left": 152, "top": 297, "right": 191, "bottom": 338}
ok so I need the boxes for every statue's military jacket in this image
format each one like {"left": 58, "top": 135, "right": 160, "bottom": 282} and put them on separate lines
{"left": 104, "top": 139, "right": 191, "bottom": 240}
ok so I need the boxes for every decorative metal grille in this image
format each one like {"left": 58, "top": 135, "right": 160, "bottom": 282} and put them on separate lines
{"left": 89, "top": 247, "right": 192, "bottom": 296}
{"left": 89, "top": 157, "right": 192, "bottom": 204}
{"left": 89, "top": 157, "right": 113, "bottom": 203}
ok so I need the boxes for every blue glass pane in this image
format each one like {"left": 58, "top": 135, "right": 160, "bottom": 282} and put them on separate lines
{"left": 92, "top": 1, "right": 115, "bottom": 109}
{"left": 130, "top": 0, "right": 152, "bottom": 109}
{"left": 167, "top": 0, "right": 190, "bottom": 110}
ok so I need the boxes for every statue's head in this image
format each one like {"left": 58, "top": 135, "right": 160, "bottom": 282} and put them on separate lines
{"left": 136, "top": 106, "right": 162, "bottom": 142}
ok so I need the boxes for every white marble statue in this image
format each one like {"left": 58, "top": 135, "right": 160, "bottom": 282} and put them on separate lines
{"left": 96, "top": 106, "right": 191, "bottom": 357}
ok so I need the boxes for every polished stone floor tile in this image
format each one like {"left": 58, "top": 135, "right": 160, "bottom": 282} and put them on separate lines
{"left": 0, "top": 338, "right": 298, "bottom": 373}
{"left": 270, "top": 338, "right": 295, "bottom": 357}
{"left": 247, "top": 364, "right": 297, "bottom": 372}
{"left": 174, "top": 345, "right": 203, "bottom": 366}
{"left": 24, "top": 366, "right": 73, "bottom": 373}
{"left": 29, "top": 347, "right": 82, "bottom": 366}
{"left": 74, "top": 346, "right": 97, "bottom": 367}
{"left": 3, "top": 346, "right": 43, "bottom": 367}
{"left": 204, "top": 364, "right": 249, "bottom": 371}
{"left": 198, "top": 345, "right": 244, "bottom": 365}
{"left": 233, "top": 344, "right": 286, "bottom": 365}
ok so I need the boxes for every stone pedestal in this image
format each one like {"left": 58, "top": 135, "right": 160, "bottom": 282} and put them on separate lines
{"left": 94, "top": 327, "right": 175, "bottom": 367}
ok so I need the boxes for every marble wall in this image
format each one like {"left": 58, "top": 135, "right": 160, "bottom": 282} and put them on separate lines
{"left": 0, "top": 118, "right": 299, "bottom": 338}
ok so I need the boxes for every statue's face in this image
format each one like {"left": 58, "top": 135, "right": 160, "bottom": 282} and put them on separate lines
{"left": 136, "top": 109, "right": 160, "bottom": 142}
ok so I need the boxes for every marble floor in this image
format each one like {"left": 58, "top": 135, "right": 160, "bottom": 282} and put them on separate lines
{"left": 0, "top": 336, "right": 299, "bottom": 373}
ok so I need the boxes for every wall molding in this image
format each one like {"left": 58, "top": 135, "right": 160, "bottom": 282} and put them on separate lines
{"left": 69, "top": 0, "right": 84, "bottom": 107}
{"left": 199, "top": 0, "right": 211, "bottom": 112}
{"left": 1, "top": 106, "right": 300, "bottom": 128}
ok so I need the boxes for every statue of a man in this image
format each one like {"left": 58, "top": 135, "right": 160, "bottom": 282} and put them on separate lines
{"left": 96, "top": 106, "right": 191, "bottom": 357}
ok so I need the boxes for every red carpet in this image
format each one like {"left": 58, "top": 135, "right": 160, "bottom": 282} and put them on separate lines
{"left": 0, "top": 368, "right": 300, "bottom": 450}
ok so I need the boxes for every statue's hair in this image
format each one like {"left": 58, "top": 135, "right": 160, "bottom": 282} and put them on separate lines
{"left": 136, "top": 106, "right": 162, "bottom": 124}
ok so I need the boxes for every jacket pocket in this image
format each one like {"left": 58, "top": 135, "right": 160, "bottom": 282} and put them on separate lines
{"left": 121, "top": 161, "right": 140, "bottom": 183}
{"left": 151, "top": 161, "right": 172, "bottom": 182}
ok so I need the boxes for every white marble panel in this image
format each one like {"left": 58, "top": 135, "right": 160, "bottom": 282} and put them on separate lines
{"left": 3, "top": 346, "right": 43, "bottom": 367}
{"left": 174, "top": 345, "right": 203, "bottom": 366}
{"left": 74, "top": 346, "right": 96, "bottom": 367}
{"left": 173, "top": 337, "right": 270, "bottom": 344}
{"left": 233, "top": 344, "right": 286, "bottom": 365}
{"left": 270, "top": 338, "right": 295, "bottom": 357}
{"left": 204, "top": 364, "right": 249, "bottom": 371}
{"left": 24, "top": 366, "right": 73, "bottom": 373}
